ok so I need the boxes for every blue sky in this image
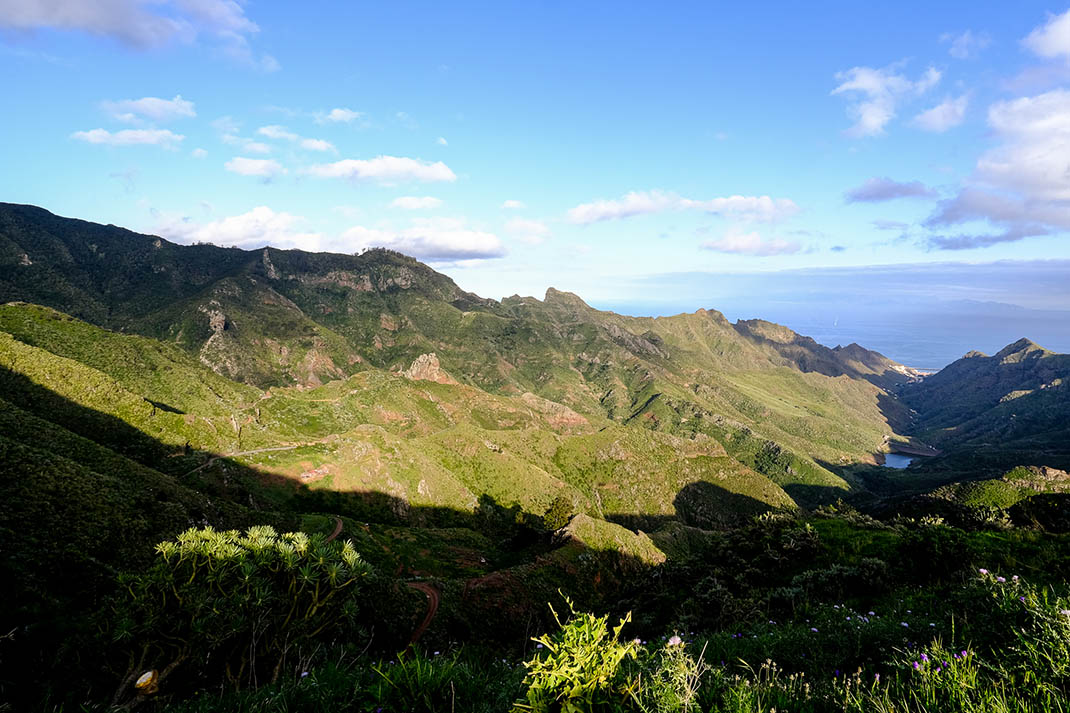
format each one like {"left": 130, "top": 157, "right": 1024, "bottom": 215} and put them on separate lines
{"left": 2, "top": 1, "right": 1070, "bottom": 313}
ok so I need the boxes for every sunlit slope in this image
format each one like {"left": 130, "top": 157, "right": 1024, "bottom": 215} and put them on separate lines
{"left": 0, "top": 303, "right": 795, "bottom": 523}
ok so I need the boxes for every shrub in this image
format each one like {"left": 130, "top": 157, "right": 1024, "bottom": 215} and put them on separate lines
{"left": 517, "top": 597, "right": 641, "bottom": 712}
{"left": 109, "top": 525, "right": 370, "bottom": 698}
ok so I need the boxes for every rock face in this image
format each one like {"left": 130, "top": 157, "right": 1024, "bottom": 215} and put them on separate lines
{"left": 403, "top": 353, "right": 457, "bottom": 385}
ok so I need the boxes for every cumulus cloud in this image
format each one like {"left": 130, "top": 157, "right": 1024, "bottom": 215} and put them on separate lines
{"left": 700, "top": 227, "right": 801, "bottom": 256}
{"left": 191, "top": 147, "right": 207, "bottom": 158}
{"left": 501, "top": 199, "right": 526, "bottom": 209}
{"left": 505, "top": 218, "right": 550, "bottom": 244}
{"left": 0, "top": 0, "right": 277, "bottom": 69}
{"left": 224, "top": 157, "right": 286, "bottom": 178}
{"left": 832, "top": 64, "right": 941, "bottom": 137}
{"left": 102, "top": 94, "right": 195, "bottom": 123}
{"left": 155, "top": 206, "right": 321, "bottom": 251}
{"left": 941, "top": 30, "right": 991, "bottom": 59}
{"left": 72, "top": 127, "right": 184, "bottom": 148}
{"left": 567, "top": 190, "right": 799, "bottom": 224}
{"left": 912, "top": 94, "right": 969, "bottom": 132}
{"left": 845, "top": 177, "right": 936, "bottom": 203}
{"left": 319, "top": 108, "right": 362, "bottom": 123}
{"left": 257, "top": 125, "right": 297, "bottom": 141}
{"left": 390, "top": 196, "right": 443, "bottom": 210}
{"left": 925, "top": 88, "right": 1070, "bottom": 249}
{"left": 305, "top": 156, "right": 457, "bottom": 184}
{"left": 341, "top": 217, "right": 504, "bottom": 260}
{"left": 254, "top": 125, "right": 335, "bottom": 152}
{"left": 1023, "top": 9, "right": 1070, "bottom": 61}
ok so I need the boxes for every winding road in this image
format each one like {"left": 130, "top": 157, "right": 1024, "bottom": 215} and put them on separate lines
{"left": 322, "top": 516, "right": 440, "bottom": 643}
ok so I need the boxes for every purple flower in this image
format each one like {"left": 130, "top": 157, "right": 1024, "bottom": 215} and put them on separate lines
{"left": 960, "top": 650, "right": 968, "bottom": 657}
{"left": 1012, "top": 575, "right": 1019, "bottom": 581}
{"left": 913, "top": 661, "right": 921, "bottom": 670}
{"left": 901, "top": 622, "right": 909, "bottom": 627}
{"left": 1020, "top": 596, "right": 1026, "bottom": 602}
{"left": 811, "top": 627, "right": 819, "bottom": 633}
{"left": 920, "top": 654, "right": 929, "bottom": 662}
{"left": 667, "top": 635, "right": 683, "bottom": 646}
{"left": 997, "top": 576, "right": 1006, "bottom": 583}
{"left": 979, "top": 568, "right": 989, "bottom": 575}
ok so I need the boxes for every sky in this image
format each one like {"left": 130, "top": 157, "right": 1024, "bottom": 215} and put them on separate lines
{"left": 2, "top": 1, "right": 1070, "bottom": 333}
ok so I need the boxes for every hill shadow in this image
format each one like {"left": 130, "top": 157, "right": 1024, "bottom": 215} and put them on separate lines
{"left": 0, "top": 366, "right": 885, "bottom": 708}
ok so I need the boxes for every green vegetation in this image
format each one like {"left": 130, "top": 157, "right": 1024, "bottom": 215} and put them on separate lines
{"left": 3, "top": 203, "right": 1070, "bottom": 711}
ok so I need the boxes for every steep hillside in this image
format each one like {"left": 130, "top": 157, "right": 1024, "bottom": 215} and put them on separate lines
{"left": 900, "top": 338, "right": 1070, "bottom": 455}
{"left": 0, "top": 202, "right": 915, "bottom": 504}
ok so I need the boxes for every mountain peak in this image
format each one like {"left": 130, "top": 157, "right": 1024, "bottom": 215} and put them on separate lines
{"left": 543, "top": 287, "right": 590, "bottom": 309}
{"left": 995, "top": 338, "right": 1047, "bottom": 360}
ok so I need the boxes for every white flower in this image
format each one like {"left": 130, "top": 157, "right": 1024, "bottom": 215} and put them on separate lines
{"left": 667, "top": 635, "right": 683, "bottom": 646}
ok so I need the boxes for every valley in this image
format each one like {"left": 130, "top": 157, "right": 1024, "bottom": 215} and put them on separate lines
{"left": 2, "top": 203, "right": 1070, "bottom": 711}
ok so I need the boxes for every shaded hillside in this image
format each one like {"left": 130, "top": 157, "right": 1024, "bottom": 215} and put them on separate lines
{"left": 900, "top": 338, "right": 1070, "bottom": 453}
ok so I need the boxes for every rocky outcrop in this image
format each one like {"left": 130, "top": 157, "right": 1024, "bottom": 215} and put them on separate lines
{"left": 403, "top": 353, "right": 457, "bottom": 385}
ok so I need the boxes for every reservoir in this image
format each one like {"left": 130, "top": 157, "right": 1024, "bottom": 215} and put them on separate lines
{"left": 882, "top": 453, "right": 915, "bottom": 469}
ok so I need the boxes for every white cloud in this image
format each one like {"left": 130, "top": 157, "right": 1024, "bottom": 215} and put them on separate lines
{"left": 224, "top": 156, "right": 286, "bottom": 178}
{"left": 505, "top": 218, "right": 550, "bottom": 245}
{"left": 191, "top": 147, "right": 207, "bottom": 158}
{"left": 941, "top": 30, "right": 991, "bottom": 59}
{"left": 1023, "top": 9, "right": 1070, "bottom": 60}
{"left": 305, "top": 156, "right": 457, "bottom": 184}
{"left": 342, "top": 217, "right": 504, "bottom": 260}
{"left": 299, "top": 138, "right": 335, "bottom": 152}
{"left": 926, "top": 88, "right": 1070, "bottom": 249}
{"left": 567, "top": 190, "right": 799, "bottom": 224}
{"left": 155, "top": 206, "right": 321, "bottom": 251}
{"left": 437, "top": 136, "right": 448, "bottom": 146}
{"left": 912, "top": 94, "right": 969, "bottom": 132}
{"left": 257, "top": 125, "right": 298, "bottom": 141}
{"left": 256, "top": 125, "right": 335, "bottom": 152}
{"left": 0, "top": 0, "right": 276, "bottom": 69}
{"left": 71, "top": 128, "right": 184, "bottom": 148}
{"left": 103, "top": 94, "right": 195, "bottom": 123}
{"left": 845, "top": 177, "right": 936, "bottom": 202}
{"left": 501, "top": 199, "right": 526, "bottom": 209}
{"left": 700, "top": 227, "right": 801, "bottom": 256}
{"left": 390, "top": 196, "right": 443, "bottom": 210}
{"left": 832, "top": 64, "right": 941, "bottom": 137}
{"left": 319, "top": 107, "right": 363, "bottom": 123}
{"left": 221, "top": 133, "right": 270, "bottom": 154}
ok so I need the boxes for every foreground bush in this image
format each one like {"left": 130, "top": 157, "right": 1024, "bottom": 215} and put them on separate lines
{"left": 109, "top": 526, "right": 370, "bottom": 700}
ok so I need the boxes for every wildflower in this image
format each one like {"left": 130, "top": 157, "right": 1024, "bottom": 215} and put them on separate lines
{"left": 868, "top": 611, "right": 876, "bottom": 616}
{"left": 536, "top": 644, "right": 543, "bottom": 649}
{"left": 811, "top": 627, "right": 819, "bottom": 633}
{"left": 875, "top": 673, "right": 880, "bottom": 682}
{"left": 434, "top": 651, "right": 440, "bottom": 656}
{"left": 979, "top": 568, "right": 989, "bottom": 575}
{"left": 846, "top": 616, "right": 852, "bottom": 621}
{"left": 901, "top": 622, "right": 909, "bottom": 627}
{"left": 1061, "top": 610, "right": 1070, "bottom": 616}
{"left": 632, "top": 638, "right": 641, "bottom": 646}
{"left": 960, "top": 650, "right": 968, "bottom": 657}
{"left": 301, "top": 671, "right": 309, "bottom": 678}
{"left": 1020, "top": 596, "right": 1026, "bottom": 602}
{"left": 920, "top": 654, "right": 929, "bottom": 662}
{"left": 997, "top": 576, "right": 1006, "bottom": 583}
{"left": 929, "top": 623, "right": 935, "bottom": 627}
{"left": 1012, "top": 575, "right": 1019, "bottom": 581}
{"left": 667, "top": 635, "right": 683, "bottom": 646}
{"left": 913, "top": 661, "right": 921, "bottom": 670}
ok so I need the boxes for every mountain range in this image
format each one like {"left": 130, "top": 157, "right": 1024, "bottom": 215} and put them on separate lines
{"left": 2, "top": 201, "right": 1069, "bottom": 620}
